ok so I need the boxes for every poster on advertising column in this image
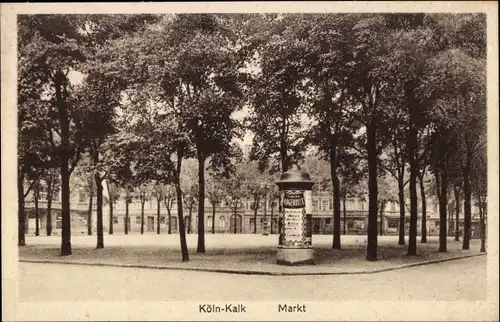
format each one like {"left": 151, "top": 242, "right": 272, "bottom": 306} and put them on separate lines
{"left": 281, "top": 190, "right": 310, "bottom": 248}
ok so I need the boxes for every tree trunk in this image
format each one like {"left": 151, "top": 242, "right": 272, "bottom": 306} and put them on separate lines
{"left": 157, "top": 199, "right": 161, "bottom": 234}
{"left": 34, "top": 181, "right": 40, "bottom": 236}
{"left": 253, "top": 197, "right": 258, "bottom": 234}
{"left": 46, "top": 179, "right": 53, "bottom": 236}
{"left": 18, "top": 171, "right": 26, "bottom": 246}
{"left": 379, "top": 201, "right": 384, "bottom": 236}
{"left": 448, "top": 208, "right": 453, "bottom": 237}
{"left": 454, "top": 185, "right": 460, "bottom": 241}
{"left": 197, "top": 154, "right": 206, "bottom": 253}
{"left": 419, "top": 175, "right": 427, "bottom": 243}
{"left": 462, "top": 159, "right": 471, "bottom": 250}
{"left": 87, "top": 186, "right": 93, "bottom": 235}
{"left": 140, "top": 200, "right": 145, "bottom": 234}
{"left": 125, "top": 199, "right": 129, "bottom": 235}
{"left": 233, "top": 209, "right": 237, "bottom": 234}
{"left": 270, "top": 206, "right": 274, "bottom": 234}
{"left": 56, "top": 71, "right": 71, "bottom": 256}
{"left": 366, "top": 120, "right": 378, "bottom": 261}
{"left": 188, "top": 206, "right": 192, "bottom": 234}
{"left": 175, "top": 151, "right": 189, "bottom": 261}
{"left": 437, "top": 166, "right": 448, "bottom": 252}
{"left": 407, "top": 107, "right": 418, "bottom": 256}
{"left": 166, "top": 203, "right": 171, "bottom": 235}
{"left": 60, "top": 149, "right": 71, "bottom": 256}
{"left": 480, "top": 199, "right": 486, "bottom": 252}
{"left": 95, "top": 173, "right": 104, "bottom": 249}
{"left": 398, "top": 180, "right": 405, "bottom": 245}
{"left": 108, "top": 183, "right": 114, "bottom": 235}
{"left": 343, "top": 197, "right": 347, "bottom": 235}
{"left": 330, "top": 146, "right": 341, "bottom": 249}
{"left": 212, "top": 204, "right": 216, "bottom": 234}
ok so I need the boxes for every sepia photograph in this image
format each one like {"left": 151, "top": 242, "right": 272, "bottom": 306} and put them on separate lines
{"left": 1, "top": 2, "right": 499, "bottom": 321}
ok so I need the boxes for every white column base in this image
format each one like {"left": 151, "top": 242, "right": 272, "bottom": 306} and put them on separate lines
{"left": 276, "top": 247, "right": 314, "bottom": 265}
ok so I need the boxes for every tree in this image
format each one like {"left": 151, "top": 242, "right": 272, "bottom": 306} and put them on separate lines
{"left": 448, "top": 155, "right": 464, "bottom": 242}
{"left": 416, "top": 127, "right": 432, "bottom": 243}
{"left": 100, "top": 131, "right": 141, "bottom": 235}
{"left": 72, "top": 157, "right": 96, "bottom": 235}
{"left": 41, "top": 168, "right": 60, "bottom": 236}
{"left": 162, "top": 184, "right": 176, "bottom": 234}
{"left": 105, "top": 181, "right": 120, "bottom": 235}
{"left": 348, "top": 14, "right": 390, "bottom": 261}
{"left": 152, "top": 184, "right": 166, "bottom": 234}
{"left": 108, "top": 14, "right": 245, "bottom": 258}
{"left": 420, "top": 13, "right": 486, "bottom": 252}
{"left": 76, "top": 72, "right": 121, "bottom": 248}
{"left": 301, "top": 14, "right": 361, "bottom": 250}
{"left": 206, "top": 175, "right": 224, "bottom": 234}
{"left": 380, "top": 15, "right": 440, "bottom": 256}
{"left": 244, "top": 161, "right": 266, "bottom": 234}
{"left": 338, "top": 155, "right": 366, "bottom": 235}
{"left": 33, "top": 178, "right": 41, "bottom": 236}
{"left": 471, "top": 147, "right": 486, "bottom": 252}
{"left": 425, "top": 49, "right": 485, "bottom": 251}
{"left": 268, "top": 185, "right": 280, "bottom": 235}
{"left": 222, "top": 169, "right": 246, "bottom": 234}
{"left": 379, "top": 111, "right": 410, "bottom": 245}
{"left": 137, "top": 184, "right": 152, "bottom": 234}
{"left": 18, "top": 15, "right": 90, "bottom": 255}
{"left": 245, "top": 15, "right": 308, "bottom": 174}
{"left": 377, "top": 176, "right": 398, "bottom": 236}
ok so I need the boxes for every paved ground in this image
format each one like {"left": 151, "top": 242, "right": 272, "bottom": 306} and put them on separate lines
{"left": 20, "top": 234, "right": 485, "bottom": 274}
{"left": 19, "top": 256, "right": 487, "bottom": 301}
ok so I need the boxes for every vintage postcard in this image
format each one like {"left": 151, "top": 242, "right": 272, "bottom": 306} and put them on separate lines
{"left": 1, "top": 2, "right": 498, "bottom": 321}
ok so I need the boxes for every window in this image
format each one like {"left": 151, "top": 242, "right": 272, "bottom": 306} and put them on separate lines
{"left": 161, "top": 216, "right": 166, "bottom": 224}
{"left": 52, "top": 191, "right": 59, "bottom": 201}
{"left": 207, "top": 216, "right": 213, "bottom": 228}
{"left": 219, "top": 216, "right": 226, "bottom": 228}
{"left": 326, "top": 218, "right": 332, "bottom": 225}
{"left": 391, "top": 202, "right": 396, "bottom": 212}
{"left": 250, "top": 218, "right": 255, "bottom": 227}
{"left": 388, "top": 220, "right": 399, "bottom": 229}
{"left": 312, "top": 200, "right": 319, "bottom": 212}
{"left": 79, "top": 192, "right": 86, "bottom": 203}
{"left": 136, "top": 216, "right": 141, "bottom": 224}
{"left": 113, "top": 216, "right": 119, "bottom": 224}
{"left": 360, "top": 202, "right": 365, "bottom": 211}
{"left": 329, "top": 200, "right": 332, "bottom": 210}
{"left": 322, "top": 200, "right": 329, "bottom": 211}
{"left": 434, "top": 204, "right": 438, "bottom": 213}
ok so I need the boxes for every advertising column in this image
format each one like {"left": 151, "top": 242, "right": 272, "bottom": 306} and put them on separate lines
{"left": 276, "top": 165, "right": 315, "bottom": 265}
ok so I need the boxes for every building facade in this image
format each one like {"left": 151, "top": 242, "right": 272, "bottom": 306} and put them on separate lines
{"left": 24, "top": 180, "right": 484, "bottom": 238}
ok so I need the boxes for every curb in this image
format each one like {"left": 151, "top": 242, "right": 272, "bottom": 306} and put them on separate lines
{"left": 19, "top": 253, "right": 486, "bottom": 276}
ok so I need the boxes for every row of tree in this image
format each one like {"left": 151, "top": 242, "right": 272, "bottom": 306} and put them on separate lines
{"left": 18, "top": 13, "right": 487, "bottom": 262}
